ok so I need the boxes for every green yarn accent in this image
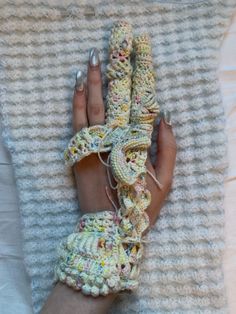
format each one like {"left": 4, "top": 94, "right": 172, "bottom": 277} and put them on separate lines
{"left": 56, "top": 20, "right": 159, "bottom": 297}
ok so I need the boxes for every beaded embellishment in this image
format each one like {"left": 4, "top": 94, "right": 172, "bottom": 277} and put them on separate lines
{"left": 55, "top": 20, "right": 160, "bottom": 296}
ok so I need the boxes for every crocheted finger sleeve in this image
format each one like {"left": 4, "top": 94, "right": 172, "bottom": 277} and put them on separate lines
{"left": 131, "top": 34, "right": 159, "bottom": 125}
{"left": 112, "top": 32, "right": 159, "bottom": 252}
{"left": 106, "top": 21, "right": 133, "bottom": 128}
{"left": 63, "top": 21, "right": 133, "bottom": 166}
{"left": 55, "top": 20, "right": 159, "bottom": 297}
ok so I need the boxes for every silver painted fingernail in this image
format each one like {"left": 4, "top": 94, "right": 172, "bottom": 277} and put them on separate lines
{"left": 160, "top": 110, "right": 172, "bottom": 126}
{"left": 89, "top": 48, "right": 100, "bottom": 67}
{"left": 75, "top": 70, "right": 84, "bottom": 91}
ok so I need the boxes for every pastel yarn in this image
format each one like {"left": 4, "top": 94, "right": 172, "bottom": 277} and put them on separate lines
{"left": 55, "top": 20, "right": 159, "bottom": 296}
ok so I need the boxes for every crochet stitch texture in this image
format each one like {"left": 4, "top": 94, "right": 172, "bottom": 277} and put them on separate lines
{"left": 56, "top": 21, "right": 160, "bottom": 296}
{"left": 0, "top": 1, "right": 235, "bottom": 313}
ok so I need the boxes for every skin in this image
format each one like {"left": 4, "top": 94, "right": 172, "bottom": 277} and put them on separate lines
{"left": 41, "top": 51, "right": 177, "bottom": 314}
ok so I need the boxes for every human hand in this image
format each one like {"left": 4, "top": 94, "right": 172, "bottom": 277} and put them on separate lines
{"left": 72, "top": 23, "right": 176, "bottom": 231}
{"left": 41, "top": 21, "right": 177, "bottom": 314}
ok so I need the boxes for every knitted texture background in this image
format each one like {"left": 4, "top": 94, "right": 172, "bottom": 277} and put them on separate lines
{"left": 0, "top": 0, "right": 235, "bottom": 313}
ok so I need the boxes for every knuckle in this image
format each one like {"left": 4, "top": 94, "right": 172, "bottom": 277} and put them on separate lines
{"left": 77, "top": 123, "right": 86, "bottom": 129}
{"left": 88, "top": 103, "right": 103, "bottom": 116}
{"left": 167, "top": 136, "right": 177, "bottom": 149}
{"left": 171, "top": 138, "right": 177, "bottom": 152}
{"left": 88, "top": 74, "right": 101, "bottom": 86}
{"left": 74, "top": 123, "right": 87, "bottom": 132}
{"left": 162, "top": 136, "right": 177, "bottom": 153}
{"left": 74, "top": 101, "right": 86, "bottom": 110}
{"left": 162, "top": 177, "right": 173, "bottom": 193}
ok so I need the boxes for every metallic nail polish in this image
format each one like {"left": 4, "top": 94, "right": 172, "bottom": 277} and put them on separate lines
{"left": 160, "top": 110, "right": 172, "bottom": 126}
{"left": 89, "top": 48, "right": 99, "bottom": 67}
{"left": 75, "top": 70, "right": 84, "bottom": 91}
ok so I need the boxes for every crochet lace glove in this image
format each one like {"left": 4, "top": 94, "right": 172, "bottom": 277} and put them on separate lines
{"left": 55, "top": 21, "right": 160, "bottom": 297}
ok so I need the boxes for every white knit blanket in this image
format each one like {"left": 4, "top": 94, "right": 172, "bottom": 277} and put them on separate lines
{"left": 0, "top": 1, "right": 235, "bottom": 313}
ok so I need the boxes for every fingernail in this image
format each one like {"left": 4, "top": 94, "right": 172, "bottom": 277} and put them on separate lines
{"left": 89, "top": 48, "right": 100, "bottom": 67}
{"left": 160, "top": 110, "right": 172, "bottom": 126}
{"left": 75, "top": 70, "right": 84, "bottom": 92}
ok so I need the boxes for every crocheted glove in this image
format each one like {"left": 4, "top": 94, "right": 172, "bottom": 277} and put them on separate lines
{"left": 55, "top": 21, "right": 159, "bottom": 297}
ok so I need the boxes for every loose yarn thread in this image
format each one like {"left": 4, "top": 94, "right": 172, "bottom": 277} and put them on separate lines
{"left": 55, "top": 20, "right": 160, "bottom": 296}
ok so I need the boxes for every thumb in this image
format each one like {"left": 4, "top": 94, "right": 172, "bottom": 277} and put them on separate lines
{"left": 155, "top": 111, "right": 177, "bottom": 192}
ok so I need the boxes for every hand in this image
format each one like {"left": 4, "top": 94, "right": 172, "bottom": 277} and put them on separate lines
{"left": 41, "top": 21, "right": 176, "bottom": 314}
{"left": 73, "top": 52, "right": 176, "bottom": 231}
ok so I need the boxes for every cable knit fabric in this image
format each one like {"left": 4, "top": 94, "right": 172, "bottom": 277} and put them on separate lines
{"left": 0, "top": 1, "right": 235, "bottom": 313}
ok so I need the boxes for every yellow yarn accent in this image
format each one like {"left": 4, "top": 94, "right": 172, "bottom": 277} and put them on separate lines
{"left": 56, "top": 20, "right": 159, "bottom": 297}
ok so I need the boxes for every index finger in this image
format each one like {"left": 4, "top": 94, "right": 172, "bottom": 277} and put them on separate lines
{"left": 105, "top": 21, "right": 133, "bottom": 128}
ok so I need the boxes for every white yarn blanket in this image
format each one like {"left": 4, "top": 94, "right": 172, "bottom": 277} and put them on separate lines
{"left": 0, "top": 1, "right": 235, "bottom": 313}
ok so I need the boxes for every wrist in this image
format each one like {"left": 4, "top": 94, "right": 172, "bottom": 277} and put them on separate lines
{"left": 41, "top": 282, "right": 118, "bottom": 314}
